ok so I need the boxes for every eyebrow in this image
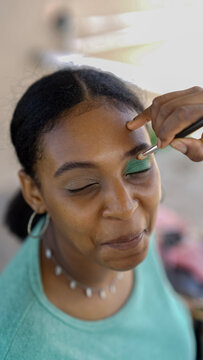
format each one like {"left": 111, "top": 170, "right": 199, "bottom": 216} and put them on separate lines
{"left": 54, "top": 142, "right": 149, "bottom": 178}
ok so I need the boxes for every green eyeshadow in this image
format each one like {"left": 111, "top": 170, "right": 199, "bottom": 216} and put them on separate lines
{"left": 125, "top": 156, "right": 151, "bottom": 175}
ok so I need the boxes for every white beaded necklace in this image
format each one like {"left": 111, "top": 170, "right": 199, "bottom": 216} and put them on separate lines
{"left": 45, "top": 247, "right": 124, "bottom": 299}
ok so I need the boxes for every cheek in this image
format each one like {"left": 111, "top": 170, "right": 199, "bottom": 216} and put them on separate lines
{"left": 148, "top": 164, "right": 161, "bottom": 228}
{"left": 43, "top": 190, "right": 98, "bottom": 251}
{"left": 147, "top": 164, "right": 161, "bottom": 204}
{"left": 135, "top": 162, "right": 161, "bottom": 230}
{"left": 153, "top": 161, "right": 162, "bottom": 203}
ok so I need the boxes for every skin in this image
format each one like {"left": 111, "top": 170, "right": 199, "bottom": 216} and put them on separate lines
{"left": 19, "top": 102, "right": 161, "bottom": 320}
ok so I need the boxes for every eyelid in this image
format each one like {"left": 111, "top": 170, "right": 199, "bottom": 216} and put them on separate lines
{"left": 67, "top": 182, "right": 99, "bottom": 193}
{"left": 126, "top": 167, "right": 151, "bottom": 176}
{"left": 125, "top": 156, "right": 151, "bottom": 175}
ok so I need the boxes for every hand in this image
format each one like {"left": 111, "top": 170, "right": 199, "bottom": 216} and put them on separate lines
{"left": 127, "top": 86, "right": 203, "bottom": 161}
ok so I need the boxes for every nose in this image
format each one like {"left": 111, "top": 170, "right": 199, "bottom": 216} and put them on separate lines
{"left": 102, "top": 180, "right": 139, "bottom": 220}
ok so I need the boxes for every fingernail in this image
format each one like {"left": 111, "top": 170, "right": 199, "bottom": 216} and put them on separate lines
{"left": 157, "top": 138, "right": 162, "bottom": 148}
{"left": 126, "top": 120, "right": 134, "bottom": 129}
{"left": 171, "top": 140, "right": 187, "bottom": 154}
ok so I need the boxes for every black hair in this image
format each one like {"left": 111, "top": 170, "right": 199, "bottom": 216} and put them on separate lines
{"left": 4, "top": 66, "right": 144, "bottom": 241}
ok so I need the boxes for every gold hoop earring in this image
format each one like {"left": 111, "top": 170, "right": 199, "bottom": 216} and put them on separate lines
{"left": 27, "top": 211, "right": 50, "bottom": 238}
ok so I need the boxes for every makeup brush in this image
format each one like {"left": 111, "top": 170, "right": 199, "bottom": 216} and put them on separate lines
{"left": 138, "top": 117, "right": 203, "bottom": 160}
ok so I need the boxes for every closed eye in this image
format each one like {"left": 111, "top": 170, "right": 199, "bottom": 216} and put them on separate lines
{"left": 68, "top": 183, "right": 99, "bottom": 193}
{"left": 126, "top": 167, "right": 151, "bottom": 176}
{"left": 126, "top": 167, "right": 151, "bottom": 175}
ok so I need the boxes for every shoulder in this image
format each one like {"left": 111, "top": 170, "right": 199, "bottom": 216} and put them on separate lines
{"left": 0, "top": 238, "right": 36, "bottom": 358}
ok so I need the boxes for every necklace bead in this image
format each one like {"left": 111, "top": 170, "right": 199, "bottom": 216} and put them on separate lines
{"left": 109, "top": 284, "right": 116, "bottom": 294}
{"left": 45, "top": 248, "right": 52, "bottom": 259}
{"left": 44, "top": 247, "right": 124, "bottom": 300}
{"left": 69, "top": 280, "right": 77, "bottom": 289}
{"left": 99, "top": 290, "right": 107, "bottom": 299}
{"left": 117, "top": 272, "right": 124, "bottom": 280}
{"left": 55, "top": 265, "right": 62, "bottom": 276}
{"left": 86, "top": 288, "right": 93, "bottom": 298}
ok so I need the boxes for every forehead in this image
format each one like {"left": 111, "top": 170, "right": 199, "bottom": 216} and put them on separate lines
{"left": 42, "top": 104, "right": 149, "bottom": 165}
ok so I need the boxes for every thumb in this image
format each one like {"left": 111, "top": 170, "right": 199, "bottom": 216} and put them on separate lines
{"left": 126, "top": 106, "right": 152, "bottom": 130}
{"left": 170, "top": 137, "right": 203, "bottom": 162}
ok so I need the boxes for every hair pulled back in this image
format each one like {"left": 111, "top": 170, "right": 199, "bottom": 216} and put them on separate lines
{"left": 5, "top": 66, "right": 144, "bottom": 240}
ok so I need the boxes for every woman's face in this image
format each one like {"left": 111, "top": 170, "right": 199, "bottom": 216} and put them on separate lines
{"left": 36, "top": 102, "right": 161, "bottom": 271}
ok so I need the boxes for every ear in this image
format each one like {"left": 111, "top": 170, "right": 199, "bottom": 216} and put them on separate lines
{"left": 18, "top": 170, "right": 47, "bottom": 214}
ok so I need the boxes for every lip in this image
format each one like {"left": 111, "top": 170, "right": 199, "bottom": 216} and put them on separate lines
{"left": 101, "top": 231, "right": 145, "bottom": 251}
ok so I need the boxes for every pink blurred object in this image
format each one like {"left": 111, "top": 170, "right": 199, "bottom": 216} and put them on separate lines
{"left": 155, "top": 205, "right": 203, "bottom": 289}
{"left": 156, "top": 205, "right": 188, "bottom": 235}
{"left": 164, "top": 242, "right": 203, "bottom": 283}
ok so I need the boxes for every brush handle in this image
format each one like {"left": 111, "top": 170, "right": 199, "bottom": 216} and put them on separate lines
{"left": 175, "top": 118, "right": 203, "bottom": 138}
{"left": 138, "top": 117, "right": 203, "bottom": 159}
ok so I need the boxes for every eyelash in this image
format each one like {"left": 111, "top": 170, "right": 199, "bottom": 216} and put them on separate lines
{"left": 68, "top": 168, "right": 151, "bottom": 194}
{"left": 68, "top": 183, "right": 99, "bottom": 193}
{"left": 125, "top": 167, "right": 151, "bottom": 176}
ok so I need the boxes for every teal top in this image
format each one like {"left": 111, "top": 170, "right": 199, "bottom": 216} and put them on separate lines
{"left": 0, "top": 223, "right": 196, "bottom": 360}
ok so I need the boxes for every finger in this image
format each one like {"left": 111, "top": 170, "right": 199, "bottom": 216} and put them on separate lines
{"left": 156, "top": 104, "right": 203, "bottom": 148}
{"left": 126, "top": 106, "right": 151, "bottom": 130}
{"left": 151, "top": 86, "right": 202, "bottom": 124}
{"left": 170, "top": 137, "right": 203, "bottom": 162}
{"left": 152, "top": 87, "right": 203, "bottom": 136}
{"left": 127, "top": 86, "right": 202, "bottom": 132}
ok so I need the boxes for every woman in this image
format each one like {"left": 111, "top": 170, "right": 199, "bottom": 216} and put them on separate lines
{"left": 1, "top": 67, "right": 202, "bottom": 359}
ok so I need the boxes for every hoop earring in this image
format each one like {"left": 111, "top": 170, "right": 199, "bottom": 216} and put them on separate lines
{"left": 27, "top": 211, "right": 50, "bottom": 238}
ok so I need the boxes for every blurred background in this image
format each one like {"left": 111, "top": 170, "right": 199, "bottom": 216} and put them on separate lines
{"left": 1, "top": 0, "right": 203, "bottom": 272}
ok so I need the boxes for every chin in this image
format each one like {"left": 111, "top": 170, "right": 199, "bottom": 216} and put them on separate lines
{"left": 101, "top": 235, "right": 150, "bottom": 271}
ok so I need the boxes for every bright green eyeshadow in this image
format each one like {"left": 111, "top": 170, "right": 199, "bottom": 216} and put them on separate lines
{"left": 125, "top": 156, "right": 150, "bottom": 175}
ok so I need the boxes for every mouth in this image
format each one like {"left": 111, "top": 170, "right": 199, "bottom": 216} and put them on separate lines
{"left": 101, "top": 231, "right": 146, "bottom": 251}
